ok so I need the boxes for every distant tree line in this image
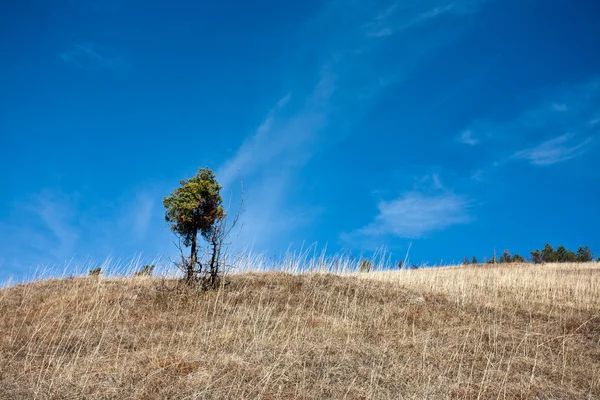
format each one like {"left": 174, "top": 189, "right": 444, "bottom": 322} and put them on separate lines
{"left": 529, "top": 244, "right": 595, "bottom": 264}
{"left": 462, "top": 244, "right": 596, "bottom": 266}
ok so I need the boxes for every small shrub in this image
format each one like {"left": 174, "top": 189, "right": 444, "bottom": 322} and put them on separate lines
{"left": 359, "top": 259, "right": 372, "bottom": 273}
{"left": 134, "top": 264, "right": 155, "bottom": 277}
{"left": 462, "top": 257, "right": 470, "bottom": 265}
{"left": 471, "top": 256, "right": 478, "bottom": 265}
{"left": 88, "top": 267, "right": 102, "bottom": 277}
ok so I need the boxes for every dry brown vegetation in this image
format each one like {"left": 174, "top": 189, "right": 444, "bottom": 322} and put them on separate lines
{"left": 1, "top": 263, "right": 599, "bottom": 399}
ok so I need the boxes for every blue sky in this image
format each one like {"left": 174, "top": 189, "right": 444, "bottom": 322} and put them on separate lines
{"left": 1, "top": 0, "right": 600, "bottom": 279}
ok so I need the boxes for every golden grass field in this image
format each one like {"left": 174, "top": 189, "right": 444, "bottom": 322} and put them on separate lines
{"left": 0, "top": 263, "right": 599, "bottom": 399}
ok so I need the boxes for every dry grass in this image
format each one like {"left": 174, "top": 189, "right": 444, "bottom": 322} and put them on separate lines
{"left": 0, "top": 263, "right": 599, "bottom": 399}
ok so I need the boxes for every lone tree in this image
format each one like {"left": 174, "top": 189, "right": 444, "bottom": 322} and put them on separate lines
{"left": 164, "top": 167, "right": 226, "bottom": 286}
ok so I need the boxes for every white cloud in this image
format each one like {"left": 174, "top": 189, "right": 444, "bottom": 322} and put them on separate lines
{"left": 345, "top": 191, "right": 471, "bottom": 241}
{"left": 0, "top": 185, "right": 172, "bottom": 277}
{"left": 215, "top": 0, "right": 491, "bottom": 251}
{"left": 216, "top": 92, "right": 298, "bottom": 189}
{"left": 0, "top": 191, "right": 81, "bottom": 271}
{"left": 129, "top": 193, "right": 155, "bottom": 239}
{"left": 28, "top": 192, "right": 80, "bottom": 259}
{"left": 60, "top": 42, "right": 125, "bottom": 70}
{"left": 513, "top": 133, "right": 592, "bottom": 166}
{"left": 365, "top": 4, "right": 398, "bottom": 37}
{"left": 553, "top": 103, "right": 567, "bottom": 112}
{"left": 418, "top": 4, "right": 456, "bottom": 20}
{"left": 456, "top": 129, "right": 479, "bottom": 145}
{"left": 470, "top": 169, "right": 485, "bottom": 181}
{"left": 432, "top": 174, "right": 445, "bottom": 190}
{"left": 458, "top": 76, "right": 600, "bottom": 163}
{"left": 364, "top": 1, "right": 484, "bottom": 37}
{"left": 216, "top": 81, "right": 330, "bottom": 250}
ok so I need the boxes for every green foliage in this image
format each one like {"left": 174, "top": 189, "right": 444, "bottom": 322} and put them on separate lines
{"left": 472, "top": 256, "right": 478, "bottom": 264}
{"left": 397, "top": 260, "right": 404, "bottom": 269}
{"left": 164, "top": 167, "right": 226, "bottom": 286}
{"left": 530, "top": 249, "right": 543, "bottom": 264}
{"left": 88, "top": 267, "right": 101, "bottom": 277}
{"left": 134, "top": 264, "right": 155, "bottom": 277}
{"left": 473, "top": 245, "right": 595, "bottom": 265}
{"left": 359, "top": 259, "right": 372, "bottom": 273}
{"left": 541, "top": 244, "right": 557, "bottom": 263}
{"left": 512, "top": 254, "right": 525, "bottom": 263}
{"left": 530, "top": 244, "right": 595, "bottom": 264}
{"left": 576, "top": 246, "right": 594, "bottom": 262}
{"left": 462, "top": 257, "right": 470, "bottom": 265}
{"left": 565, "top": 250, "right": 577, "bottom": 262}
{"left": 163, "top": 167, "right": 225, "bottom": 246}
{"left": 555, "top": 246, "right": 577, "bottom": 262}
{"left": 501, "top": 249, "right": 511, "bottom": 264}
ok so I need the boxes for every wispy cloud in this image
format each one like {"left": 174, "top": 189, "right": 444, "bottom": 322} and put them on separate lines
{"left": 216, "top": 82, "right": 330, "bottom": 250}
{"left": 458, "top": 76, "right": 600, "bottom": 166}
{"left": 60, "top": 42, "right": 125, "bottom": 70}
{"left": 365, "top": 0, "right": 485, "bottom": 37}
{"left": 0, "top": 191, "right": 81, "bottom": 275}
{"left": 553, "top": 103, "right": 567, "bottom": 112}
{"left": 0, "top": 186, "right": 170, "bottom": 278}
{"left": 217, "top": 0, "right": 491, "bottom": 251}
{"left": 343, "top": 190, "right": 471, "bottom": 243}
{"left": 456, "top": 129, "right": 479, "bottom": 145}
{"left": 470, "top": 169, "right": 485, "bottom": 182}
{"left": 365, "top": 4, "right": 398, "bottom": 37}
{"left": 128, "top": 193, "right": 156, "bottom": 240}
{"left": 420, "top": 4, "right": 456, "bottom": 19}
{"left": 217, "top": 93, "right": 296, "bottom": 189}
{"left": 513, "top": 133, "right": 593, "bottom": 166}
{"left": 26, "top": 192, "right": 80, "bottom": 259}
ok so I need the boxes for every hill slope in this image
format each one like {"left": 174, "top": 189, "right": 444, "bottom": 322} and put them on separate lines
{"left": 1, "top": 264, "right": 599, "bottom": 399}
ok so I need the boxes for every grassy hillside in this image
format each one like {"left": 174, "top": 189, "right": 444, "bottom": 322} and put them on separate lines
{"left": 1, "top": 263, "right": 599, "bottom": 399}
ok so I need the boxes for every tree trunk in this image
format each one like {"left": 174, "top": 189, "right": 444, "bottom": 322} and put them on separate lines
{"left": 188, "top": 232, "right": 197, "bottom": 284}
{"left": 209, "top": 239, "right": 218, "bottom": 289}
